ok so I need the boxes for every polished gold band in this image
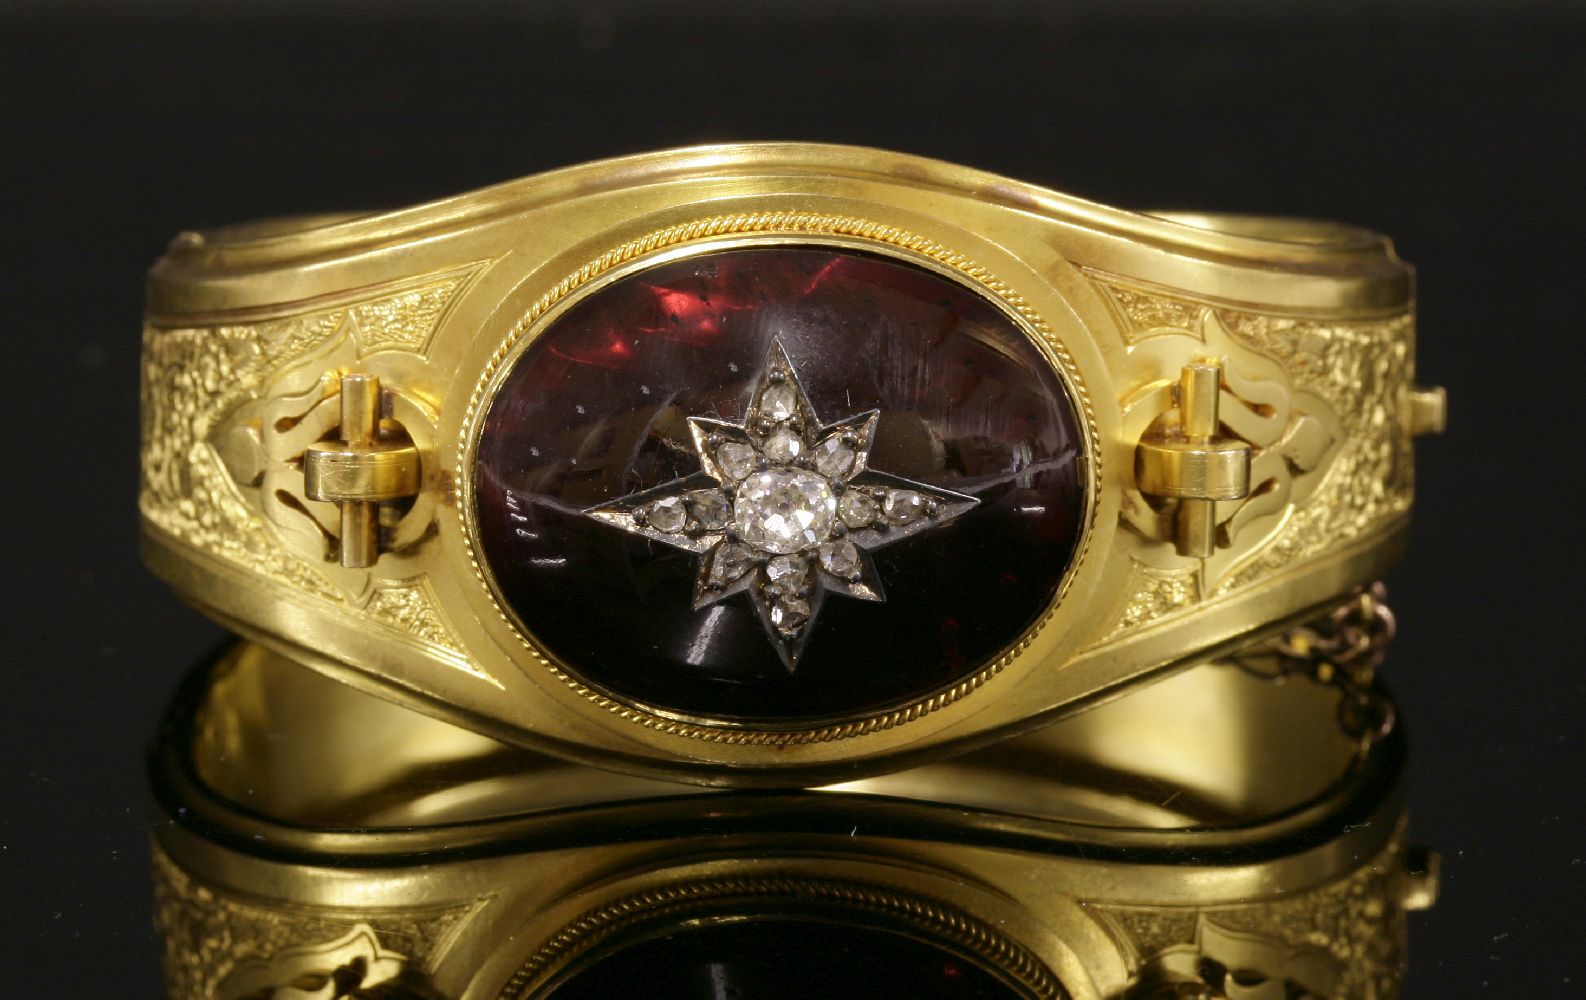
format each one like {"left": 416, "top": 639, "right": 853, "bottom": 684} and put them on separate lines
{"left": 152, "top": 640, "right": 1434, "bottom": 1000}
{"left": 139, "top": 143, "right": 1443, "bottom": 784}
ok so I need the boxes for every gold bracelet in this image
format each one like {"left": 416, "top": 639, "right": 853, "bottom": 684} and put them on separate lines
{"left": 151, "top": 633, "right": 1436, "bottom": 1000}
{"left": 139, "top": 143, "right": 1445, "bottom": 784}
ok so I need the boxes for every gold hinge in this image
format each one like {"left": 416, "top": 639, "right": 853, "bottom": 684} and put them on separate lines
{"left": 1135, "top": 362, "right": 1252, "bottom": 558}
{"left": 303, "top": 373, "right": 421, "bottom": 568}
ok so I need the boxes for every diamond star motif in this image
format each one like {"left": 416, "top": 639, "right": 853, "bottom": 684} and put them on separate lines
{"left": 584, "top": 339, "right": 978, "bottom": 670}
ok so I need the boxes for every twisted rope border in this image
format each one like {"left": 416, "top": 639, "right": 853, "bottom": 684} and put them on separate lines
{"left": 493, "top": 874, "right": 1068, "bottom": 1000}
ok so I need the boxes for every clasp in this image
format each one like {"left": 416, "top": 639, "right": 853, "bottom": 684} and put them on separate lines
{"left": 1135, "top": 362, "right": 1252, "bottom": 558}
{"left": 303, "top": 373, "right": 421, "bottom": 568}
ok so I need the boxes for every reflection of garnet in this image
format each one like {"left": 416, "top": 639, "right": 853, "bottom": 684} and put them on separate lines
{"left": 543, "top": 918, "right": 1025, "bottom": 1000}
{"left": 474, "top": 246, "right": 1085, "bottom": 723}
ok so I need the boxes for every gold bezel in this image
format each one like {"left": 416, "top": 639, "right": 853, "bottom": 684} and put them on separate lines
{"left": 453, "top": 213, "right": 1102, "bottom": 743}
{"left": 495, "top": 874, "right": 1069, "bottom": 1000}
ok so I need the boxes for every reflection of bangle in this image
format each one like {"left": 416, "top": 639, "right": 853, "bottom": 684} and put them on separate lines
{"left": 139, "top": 143, "right": 1444, "bottom": 784}
{"left": 151, "top": 637, "right": 1438, "bottom": 1000}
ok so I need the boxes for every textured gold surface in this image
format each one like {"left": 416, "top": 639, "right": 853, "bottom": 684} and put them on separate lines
{"left": 1214, "top": 309, "right": 1414, "bottom": 598}
{"left": 141, "top": 268, "right": 484, "bottom": 678}
{"left": 1106, "top": 563, "right": 1203, "bottom": 639}
{"left": 1099, "top": 274, "right": 1405, "bottom": 622}
{"left": 152, "top": 846, "right": 474, "bottom": 1000}
{"left": 1099, "top": 837, "right": 1407, "bottom": 999}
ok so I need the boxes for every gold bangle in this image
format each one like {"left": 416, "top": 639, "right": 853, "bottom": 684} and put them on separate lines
{"left": 151, "top": 638, "right": 1436, "bottom": 1000}
{"left": 139, "top": 142, "right": 1444, "bottom": 784}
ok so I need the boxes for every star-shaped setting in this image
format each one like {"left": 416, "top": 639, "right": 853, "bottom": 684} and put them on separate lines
{"left": 585, "top": 340, "right": 979, "bottom": 670}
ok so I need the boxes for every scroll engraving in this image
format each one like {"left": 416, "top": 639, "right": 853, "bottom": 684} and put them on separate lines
{"left": 1100, "top": 839, "right": 1408, "bottom": 1000}
{"left": 140, "top": 267, "right": 479, "bottom": 667}
{"left": 1094, "top": 273, "right": 1411, "bottom": 635}
{"left": 152, "top": 846, "right": 470, "bottom": 1000}
{"left": 220, "top": 924, "right": 444, "bottom": 1000}
{"left": 1129, "top": 919, "right": 1342, "bottom": 999}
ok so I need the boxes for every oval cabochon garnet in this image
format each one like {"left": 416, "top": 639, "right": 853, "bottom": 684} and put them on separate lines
{"left": 474, "top": 246, "right": 1084, "bottom": 723}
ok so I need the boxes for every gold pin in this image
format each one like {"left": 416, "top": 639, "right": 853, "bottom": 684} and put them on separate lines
{"left": 1136, "top": 362, "right": 1252, "bottom": 558}
{"left": 303, "top": 373, "right": 421, "bottom": 568}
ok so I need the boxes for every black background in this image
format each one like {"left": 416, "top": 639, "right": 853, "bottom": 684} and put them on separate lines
{"left": 3, "top": 1, "right": 1582, "bottom": 995}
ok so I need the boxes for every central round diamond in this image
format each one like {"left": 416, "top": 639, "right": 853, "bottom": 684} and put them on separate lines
{"left": 734, "top": 468, "right": 836, "bottom": 554}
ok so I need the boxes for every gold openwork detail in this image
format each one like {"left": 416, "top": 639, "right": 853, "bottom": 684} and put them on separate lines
{"left": 254, "top": 365, "right": 440, "bottom": 580}
{"left": 1128, "top": 918, "right": 1343, "bottom": 999}
{"left": 1091, "top": 273, "right": 1411, "bottom": 636}
{"left": 493, "top": 875, "right": 1068, "bottom": 1000}
{"left": 151, "top": 846, "right": 471, "bottom": 1000}
{"left": 141, "top": 267, "right": 479, "bottom": 665}
{"left": 219, "top": 924, "right": 443, "bottom": 1000}
{"left": 456, "top": 212, "right": 1101, "bottom": 746}
{"left": 1211, "top": 309, "right": 1414, "bottom": 597}
{"left": 1100, "top": 839, "right": 1407, "bottom": 1000}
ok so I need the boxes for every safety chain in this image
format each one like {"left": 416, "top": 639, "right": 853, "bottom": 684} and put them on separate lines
{"left": 1230, "top": 582, "right": 1397, "bottom": 751}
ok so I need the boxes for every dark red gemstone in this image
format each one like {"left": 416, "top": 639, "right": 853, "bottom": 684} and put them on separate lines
{"left": 543, "top": 918, "right": 1025, "bottom": 999}
{"left": 474, "top": 247, "right": 1084, "bottom": 723}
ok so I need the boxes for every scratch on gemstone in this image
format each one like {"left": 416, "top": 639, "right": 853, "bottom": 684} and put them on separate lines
{"left": 959, "top": 451, "right": 1080, "bottom": 494}
{"left": 685, "top": 606, "right": 729, "bottom": 666}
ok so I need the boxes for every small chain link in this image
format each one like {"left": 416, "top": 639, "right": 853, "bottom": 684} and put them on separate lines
{"left": 1230, "top": 581, "right": 1397, "bottom": 750}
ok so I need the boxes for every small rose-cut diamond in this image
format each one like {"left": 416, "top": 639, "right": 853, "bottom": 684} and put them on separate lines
{"left": 769, "top": 595, "right": 811, "bottom": 633}
{"left": 647, "top": 496, "right": 688, "bottom": 533}
{"left": 688, "top": 489, "right": 732, "bottom": 531}
{"left": 708, "top": 542, "right": 754, "bottom": 586}
{"left": 838, "top": 491, "right": 878, "bottom": 529}
{"left": 716, "top": 441, "right": 758, "bottom": 481}
{"left": 882, "top": 490, "right": 926, "bottom": 526}
{"left": 760, "top": 382, "right": 798, "bottom": 422}
{"left": 818, "top": 539, "right": 862, "bottom": 580}
{"left": 765, "top": 553, "right": 809, "bottom": 590}
{"left": 812, "top": 435, "right": 856, "bottom": 478}
{"left": 762, "top": 428, "right": 803, "bottom": 464}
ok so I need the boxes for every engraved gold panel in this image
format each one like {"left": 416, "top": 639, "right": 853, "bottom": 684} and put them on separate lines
{"left": 141, "top": 267, "right": 485, "bottom": 676}
{"left": 1099, "top": 838, "right": 1408, "bottom": 999}
{"left": 1091, "top": 271, "right": 1410, "bottom": 641}
{"left": 152, "top": 847, "right": 474, "bottom": 1000}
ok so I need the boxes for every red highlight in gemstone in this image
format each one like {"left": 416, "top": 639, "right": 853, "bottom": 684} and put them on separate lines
{"left": 474, "top": 246, "right": 1084, "bottom": 723}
